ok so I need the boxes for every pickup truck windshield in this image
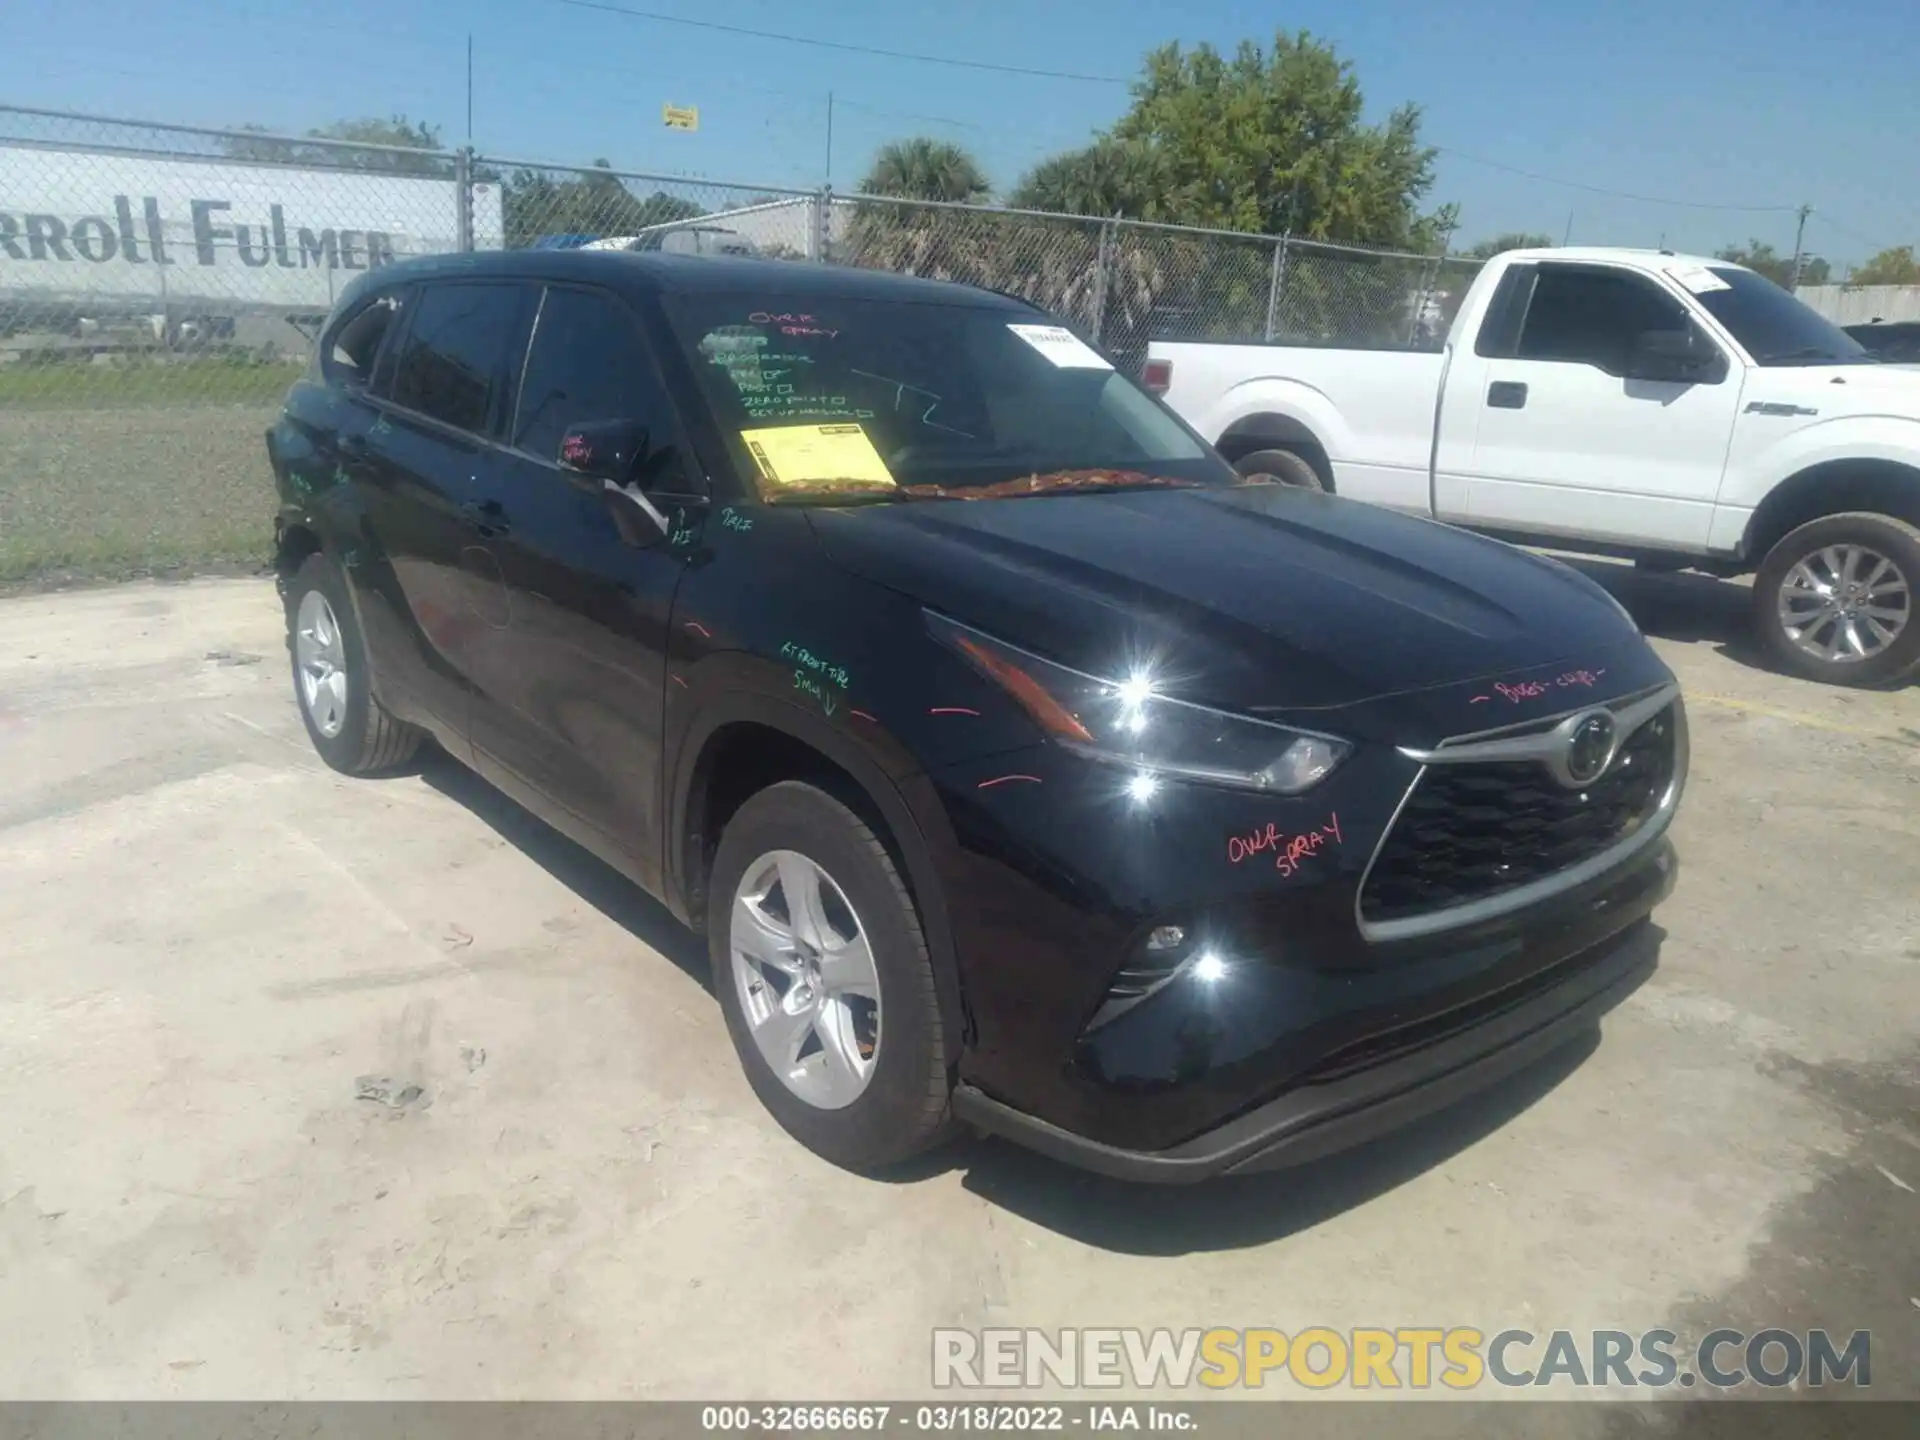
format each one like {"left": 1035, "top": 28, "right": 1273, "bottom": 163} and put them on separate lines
{"left": 666, "top": 292, "right": 1232, "bottom": 503}
{"left": 1694, "top": 267, "right": 1876, "bottom": 367}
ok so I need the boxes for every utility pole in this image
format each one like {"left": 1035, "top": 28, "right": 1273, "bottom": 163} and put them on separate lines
{"left": 824, "top": 91, "right": 834, "bottom": 186}
{"left": 1562, "top": 207, "right": 1575, "bottom": 246}
{"left": 1789, "top": 204, "right": 1812, "bottom": 290}
{"left": 465, "top": 35, "right": 474, "bottom": 146}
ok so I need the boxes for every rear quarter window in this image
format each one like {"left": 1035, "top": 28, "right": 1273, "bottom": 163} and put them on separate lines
{"left": 323, "top": 294, "right": 403, "bottom": 387}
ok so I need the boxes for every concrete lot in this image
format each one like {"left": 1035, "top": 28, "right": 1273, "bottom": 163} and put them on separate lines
{"left": 0, "top": 568, "right": 1915, "bottom": 1413}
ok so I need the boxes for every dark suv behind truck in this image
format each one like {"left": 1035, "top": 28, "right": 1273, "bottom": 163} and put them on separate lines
{"left": 267, "top": 249, "right": 1685, "bottom": 1181}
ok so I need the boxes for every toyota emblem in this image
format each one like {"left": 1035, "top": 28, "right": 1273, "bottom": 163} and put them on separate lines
{"left": 1564, "top": 712, "right": 1617, "bottom": 786}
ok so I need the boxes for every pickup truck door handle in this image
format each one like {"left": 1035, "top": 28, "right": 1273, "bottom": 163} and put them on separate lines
{"left": 1487, "top": 381, "right": 1528, "bottom": 410}
{"left": 459, "top": 499, "right": 512, "bottom": 539}
{"left": 337, "top": 433, "right": 371, "bottom": 461}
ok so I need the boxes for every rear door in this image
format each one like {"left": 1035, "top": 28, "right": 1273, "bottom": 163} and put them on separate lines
{"left": 356, "top": 280, "right": 534, "bottom": 752}
{"left": 1448, "top": 262, "right": 1740, "bottom": 549}
{"left": 465, "top": 282, "right": 704, "bottom": 889}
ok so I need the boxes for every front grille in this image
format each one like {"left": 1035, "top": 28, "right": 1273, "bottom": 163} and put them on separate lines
{"left": 1360, "top": 704, "right": 1677, "bottom": 926}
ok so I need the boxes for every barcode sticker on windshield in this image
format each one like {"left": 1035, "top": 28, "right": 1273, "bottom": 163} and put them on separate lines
{"left": 1667, "top": 264, "right": 1732, "bottom": 294}
{"left": 1007, "top": 323, "right": 1113, "bottom": 370}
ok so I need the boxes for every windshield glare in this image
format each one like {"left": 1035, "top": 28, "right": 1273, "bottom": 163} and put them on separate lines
{"left": 667, "top": 292, "right": 1232, "bottom": 502}
{"left": 1696, "top": 267, "right": 1875, "bottom": 366}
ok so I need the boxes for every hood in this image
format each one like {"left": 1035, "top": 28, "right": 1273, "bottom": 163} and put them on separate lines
{"left": 1780, "top": 364, "right": 1920, "bottom": 413}
{"left": 806, "top": 485, "right": 1646, "bottom": 715}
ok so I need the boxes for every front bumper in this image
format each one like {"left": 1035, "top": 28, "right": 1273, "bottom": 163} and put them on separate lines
{"left": 912, "top": 655, "right": 1684, "bottom": 1168}
{"left": 952, "top": 867, "right": 1666, "bottom": 1183}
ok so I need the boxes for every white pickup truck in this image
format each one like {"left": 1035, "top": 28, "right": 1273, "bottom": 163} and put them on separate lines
{"left": 1147, "top": 246, "right": 1920, "bottom": 687}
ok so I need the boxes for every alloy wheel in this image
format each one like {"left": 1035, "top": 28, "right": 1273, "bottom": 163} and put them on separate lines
{"left": 294, "top": 589, "right": 349, "bottom": 738}
{"left": 1777, "top": 544, "right": 1911, "bottom": 664}
{"left": 729, "top": 849, "right": 883, "bottom": 1110}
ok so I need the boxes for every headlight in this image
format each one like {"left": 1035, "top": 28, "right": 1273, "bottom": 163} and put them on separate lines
{"left": 927, "top": 612, "right": 1351, "bottom": 793}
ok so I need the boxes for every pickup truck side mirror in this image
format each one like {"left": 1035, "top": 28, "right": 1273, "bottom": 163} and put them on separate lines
{"left": 1627, "top": 327, "right": 1727, "bottom": 385}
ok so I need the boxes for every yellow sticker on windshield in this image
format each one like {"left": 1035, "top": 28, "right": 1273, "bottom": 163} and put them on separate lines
{"left": 740, "top": 423, "right": 897, "bottom": 498}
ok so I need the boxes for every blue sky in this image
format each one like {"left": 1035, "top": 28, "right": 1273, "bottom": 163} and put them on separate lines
{"left": 4, "top": 0, "right": 1915, "bottom": 267}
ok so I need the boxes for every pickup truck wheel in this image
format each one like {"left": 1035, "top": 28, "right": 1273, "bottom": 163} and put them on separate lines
{"left": 1753, "top": 512, "right": 1920, "bottom": 687}
{"left": 1233, "top": 448, "right": 1327, "bottom": 492}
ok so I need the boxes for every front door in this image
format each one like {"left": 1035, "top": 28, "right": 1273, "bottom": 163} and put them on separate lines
{"left": 1445, "top": 262, "right": 1741, "bottom": 549}
{"left": 465, "top": 282, "right": 704, "bottom": 891}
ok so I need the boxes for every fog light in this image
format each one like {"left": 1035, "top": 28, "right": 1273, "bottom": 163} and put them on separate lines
{"left": 1145, "top": 925, "right": 1186, "bottom": 952}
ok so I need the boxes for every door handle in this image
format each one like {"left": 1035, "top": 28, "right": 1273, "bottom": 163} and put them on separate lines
{"left": 1487, "top": 381, "right": 1528, "bottom": 409}
{"left": 459, "top": 499, "right": 512, "bottom": 539}
{"left": 337, "top": 433, "right": 371, "bottom": 460}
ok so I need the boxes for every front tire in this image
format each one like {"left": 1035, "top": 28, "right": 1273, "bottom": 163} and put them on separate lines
{"left": 708, "top": 780, "right": 955, "bottom": 1172}
{"left": 1752, "top": 512, "right": 1920, "bottom": 687}
{"left": 1232, "top": 447, "right": 1328, "bottom": 491}
{"left": 284, "top": 551, "right": 423, "bottom": 773}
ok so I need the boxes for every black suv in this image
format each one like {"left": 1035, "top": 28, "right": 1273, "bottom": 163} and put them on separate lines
{"left": 268, "top": 250, "right": 1686, "bottom": 1181}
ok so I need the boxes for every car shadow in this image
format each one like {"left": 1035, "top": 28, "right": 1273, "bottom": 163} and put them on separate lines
{"left": 417, "top": 747, "right": 713, "bottom": 993}
{"left": 1563, "top": 554, "right": 1918, "bottom": 690}
{"left": 1555, "top": 556, "right": 1770, "bottom": 667}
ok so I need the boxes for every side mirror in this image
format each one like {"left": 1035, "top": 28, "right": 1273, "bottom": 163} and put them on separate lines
{"left": 558, "top": 418, "right": 673, "bottom": 542}
{"left": 557, "top": 419, "right": 650, "bottom": 485}
{"left": 1627, "top": 327, "right": 1725, "bottom": 384}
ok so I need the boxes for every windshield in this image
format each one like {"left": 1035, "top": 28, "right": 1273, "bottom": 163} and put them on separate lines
{"left": 664, "top": 291, "right": 1233, "bottom": 504}
{"left": 1694, "top": 267, "right": 1875, "bottom": 367}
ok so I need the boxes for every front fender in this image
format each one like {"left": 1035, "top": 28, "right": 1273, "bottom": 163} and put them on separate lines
{"left": 663, "top": 663, "right": 972, "bottom": 1062}
{"left": 1722, "top": 413, "right": 1920, "bottom": 512}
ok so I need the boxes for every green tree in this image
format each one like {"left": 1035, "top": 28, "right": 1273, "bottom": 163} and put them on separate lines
{"left": 1849, "top": 245, "right": 1920, "bottom": 286}
{"left": 224, "top": 115, "right": 450, "bottom": 176}
{"left": 1462, "top": 232, "right": 1554, "bottom": 260}
{"left": 1103, "top": 31, "right": 1443, "bottom": 248}
{"left": 502, "top": 160, "right": 703, "bottom": 247}
{"left": 858, "top": 138, "right": 990, "bottom": 203}
{"left": 1006, "top": 138, "right": 1163, "bottom": 218}
{"left": 1715, "top": 239, "right": 1830, "bottom": 288}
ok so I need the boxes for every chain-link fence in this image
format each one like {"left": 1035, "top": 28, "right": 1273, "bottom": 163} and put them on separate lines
{"left": 0, "top": 101, "right": 1474, "bottom": 582}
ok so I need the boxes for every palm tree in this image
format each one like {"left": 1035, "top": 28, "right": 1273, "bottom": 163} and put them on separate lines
{"left": 1007, "top": 139, "right": 1159, "bottom": 219}
{"left": 858, "top": 138, "right": 990, "bottom": 203}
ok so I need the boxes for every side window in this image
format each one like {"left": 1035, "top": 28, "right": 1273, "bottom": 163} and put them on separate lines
{"left": 1473, "top": 264, "right": 1535, "bottom": 359}
{"left": 323, "top": 294, "right": 401, "bottom": 387}
{"left": 386, "top": 282, "right": 527, "bottom": 434}
{"left": 513, "top": 286, "right": 686, "bottom": 483}
{"left": 1516, "top": 268, "right": 1689, "bottom": 375}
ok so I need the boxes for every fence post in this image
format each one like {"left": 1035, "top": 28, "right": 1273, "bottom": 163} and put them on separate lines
{"left": 1090, "top": 219, "right": 1115, "bottom": 342}
{"left": 812, "top": 185, "right": 832, "bottom": 263}
{"left": 455, "top": 147, "right": 475, "bottom": 253}
{"left": 1265, "top": 232, "right": 1291, "bottom": 340}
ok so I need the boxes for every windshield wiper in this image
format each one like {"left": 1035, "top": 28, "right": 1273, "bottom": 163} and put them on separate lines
{"left": 760, "top": 484, "right": 953, "bottom": 507}
{"left": 898, "top": 469, "right": 1208, "bottom": 501}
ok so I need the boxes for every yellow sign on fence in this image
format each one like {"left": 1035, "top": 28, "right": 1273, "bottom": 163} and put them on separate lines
{"left": 662, "top": 104, "right": 699, "bottom": 132}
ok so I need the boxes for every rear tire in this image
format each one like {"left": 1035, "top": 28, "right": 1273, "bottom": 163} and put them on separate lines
{"left": 708, "top": 780, "right": 955, "bottom": 1173}
{"left": 1232, "top": 447, "right": 1328, "bottom": 491}
{"left": 1752, "top": 512, "right": 1920, "bottom": 687}
{"left": 284, "top": 551, "right": 423, "bottom": 773}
